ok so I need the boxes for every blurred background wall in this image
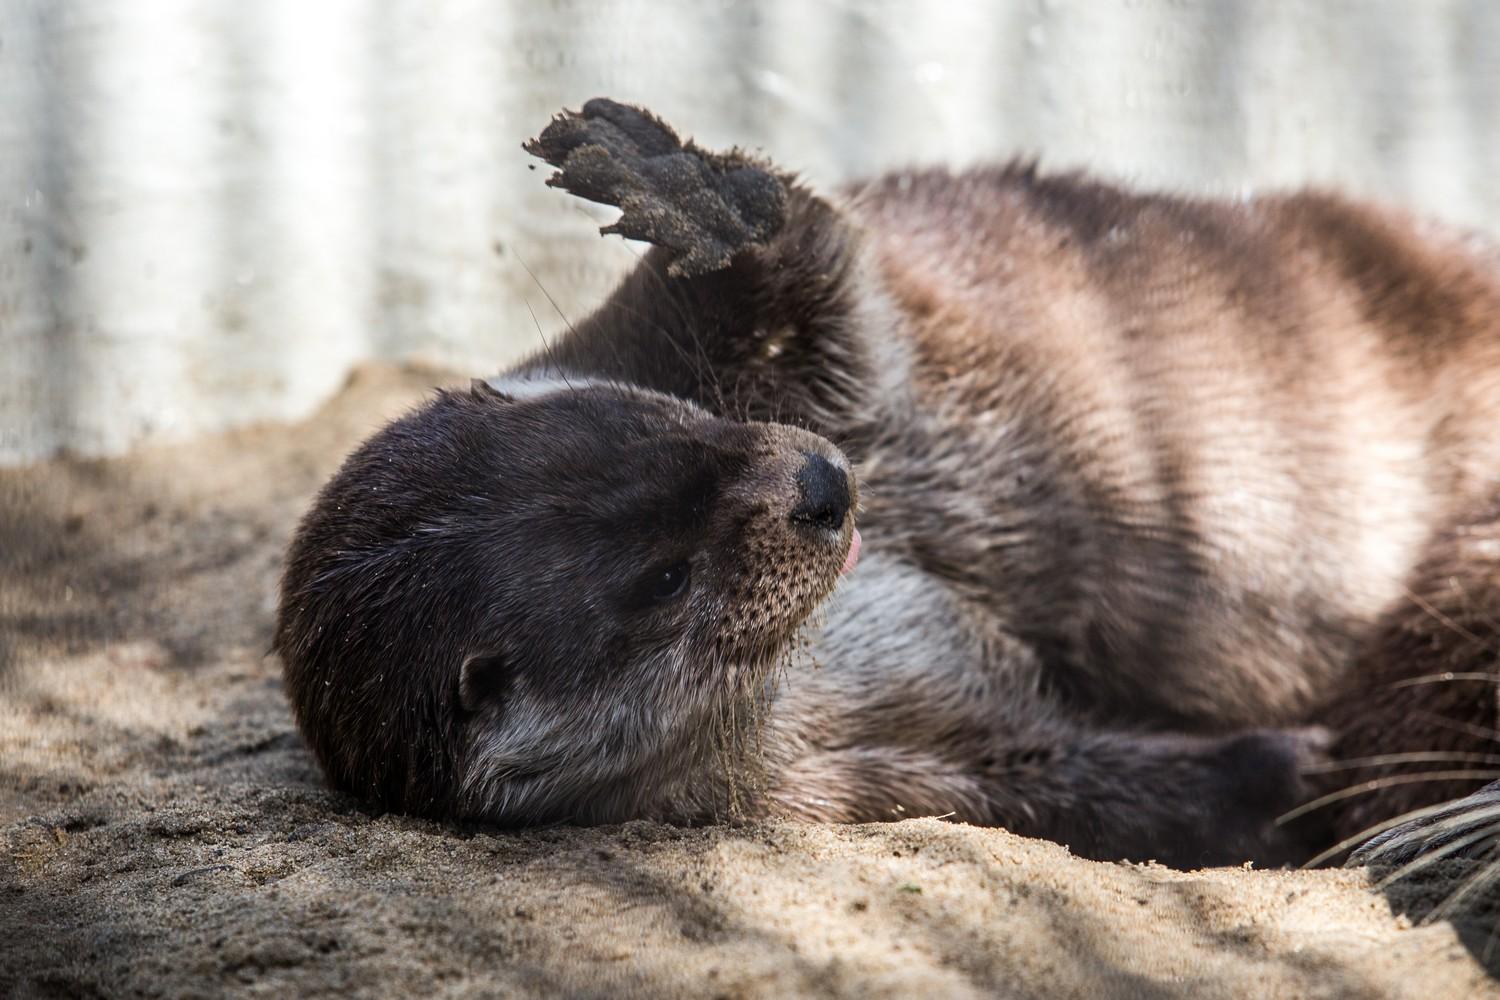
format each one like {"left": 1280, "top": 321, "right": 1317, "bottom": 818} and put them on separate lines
{"left": 3, "top": 0, "right": 1499, "bottom": 464}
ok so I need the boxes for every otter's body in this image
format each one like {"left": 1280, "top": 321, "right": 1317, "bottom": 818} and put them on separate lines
{"left": 277, "top": 101, "right": 1500, "bottom": 868}
{"left": 850, "top": 171, "right": 1500, "bottom": 728}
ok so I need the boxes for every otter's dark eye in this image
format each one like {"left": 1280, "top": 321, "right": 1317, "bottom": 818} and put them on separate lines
{"left": 647, "top": 562, "right": 691, "bottom": 603}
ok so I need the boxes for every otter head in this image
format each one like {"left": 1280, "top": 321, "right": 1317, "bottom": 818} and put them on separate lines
{"left": 275, "top": 377, "right": 857, "bottom": 825}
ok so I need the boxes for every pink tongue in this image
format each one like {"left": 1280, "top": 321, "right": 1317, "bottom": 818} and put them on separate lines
{"left": 840, "top": 528, "right": 862, "bottom": 575}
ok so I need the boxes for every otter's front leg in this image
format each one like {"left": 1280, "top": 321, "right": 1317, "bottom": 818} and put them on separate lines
{"left": 996, "top": 726, "right": 1328, "bottom": 868}
{"left": 523, "top": 99, "right": 879, "bottom": 435}
{"left": 776, "top": 721, "right": 1324, "bottom": 868}
{"left": 525, "top": 98, "right": 788, "bottom": 279}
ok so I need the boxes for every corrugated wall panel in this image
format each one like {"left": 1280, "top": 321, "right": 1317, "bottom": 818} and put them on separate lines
{"left": 3, "top": 0, "right": 1499, "bottom": 463}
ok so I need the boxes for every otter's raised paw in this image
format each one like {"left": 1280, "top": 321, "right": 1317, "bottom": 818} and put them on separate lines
{"left": 1349, "top": 779, "right": 1500, "bottom": 869}
{"left": 524, "top": 98, "right": 787, "bottom": 277}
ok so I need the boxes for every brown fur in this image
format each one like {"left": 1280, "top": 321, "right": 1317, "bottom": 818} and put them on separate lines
{"left": 277, "top": 99, "right": 1500, "bottom": 867}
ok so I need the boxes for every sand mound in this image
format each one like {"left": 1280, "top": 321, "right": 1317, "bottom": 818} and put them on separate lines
{"left": 3, "top": 364, "right": 1496, "bottom": 999}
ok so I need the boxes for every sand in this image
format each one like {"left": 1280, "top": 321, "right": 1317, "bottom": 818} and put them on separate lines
{"left": 3, "top": 362, "right": 1498, "bottom": 999}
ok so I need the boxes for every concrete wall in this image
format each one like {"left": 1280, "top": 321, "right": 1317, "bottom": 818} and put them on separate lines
{"left": 4, "top": 0, "right": 1499, "bottom": 463}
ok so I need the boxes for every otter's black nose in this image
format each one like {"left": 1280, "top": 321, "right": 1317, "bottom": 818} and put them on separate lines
{"left": 790, "top": 452, "right": 851, "bottom": 532}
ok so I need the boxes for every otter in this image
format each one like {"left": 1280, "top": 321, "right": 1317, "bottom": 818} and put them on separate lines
{"left": 276, "top": 99, "right": 1500, "bottom": 869}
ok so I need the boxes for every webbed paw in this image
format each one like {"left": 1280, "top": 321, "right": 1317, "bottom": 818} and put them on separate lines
{"left": 524, "top": 98, "right": 787, "bottom": 277}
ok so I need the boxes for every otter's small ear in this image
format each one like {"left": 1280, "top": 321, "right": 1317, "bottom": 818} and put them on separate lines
{"left": 470, "top": 378, "right": 514, "bottom": 402}
{"left": 459, "top": 650, "right": 508, "bottom": 713}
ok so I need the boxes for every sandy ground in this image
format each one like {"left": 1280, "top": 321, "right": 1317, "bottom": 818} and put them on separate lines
{"left": 4, "top": 362, "right": 1499, "bottom": 999}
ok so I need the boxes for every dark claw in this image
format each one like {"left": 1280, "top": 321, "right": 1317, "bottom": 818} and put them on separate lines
{"left": 524, "top": 98, "right": 788, "bottom": 277}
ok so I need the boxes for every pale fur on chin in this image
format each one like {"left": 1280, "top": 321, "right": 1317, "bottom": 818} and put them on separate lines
{"left": 458, "top": 650, "right": 711, "bottom": 824}
{"left": 457, "top": 615, "right": 802, "bottom": 827}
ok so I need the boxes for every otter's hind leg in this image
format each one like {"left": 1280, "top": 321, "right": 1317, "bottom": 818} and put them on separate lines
{"left": 1317, "top": 500, "right": 1500, "bottom": 862}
